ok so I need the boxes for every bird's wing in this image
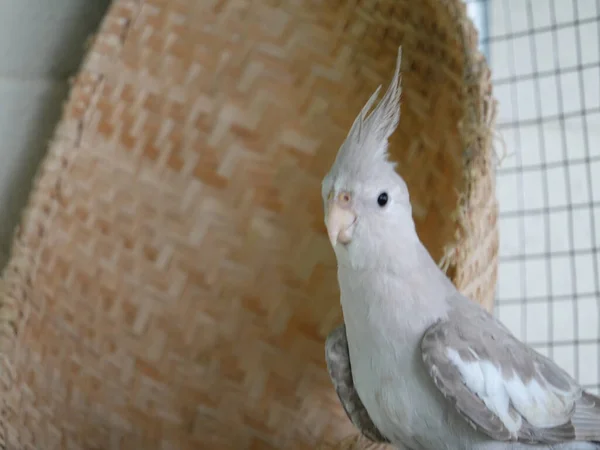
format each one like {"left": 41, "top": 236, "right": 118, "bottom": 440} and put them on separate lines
{"left": 325, "top": 324, "right": 390, "bottom": 444}
{"left": 420, "top": 301, "right": 600, "bottom": 444}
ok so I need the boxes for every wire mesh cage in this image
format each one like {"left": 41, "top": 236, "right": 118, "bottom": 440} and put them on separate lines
{"left": 478, "top": 0, "right": 600, "bottom": 395}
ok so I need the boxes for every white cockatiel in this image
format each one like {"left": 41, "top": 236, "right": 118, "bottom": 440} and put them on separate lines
{"left": 322, "top": 47, "right": 600, "bottom": 450}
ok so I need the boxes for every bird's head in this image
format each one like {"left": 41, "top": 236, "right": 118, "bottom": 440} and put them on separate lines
{"left": 322, "top": 47, "right": 419, "bottom": 269}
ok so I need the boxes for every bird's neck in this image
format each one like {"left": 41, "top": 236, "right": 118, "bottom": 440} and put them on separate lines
{"left": 340, "top": 227, "right": 446, "bottom": 280}
{"left": 338, "top": 237, "right": 452, "bottom": 330}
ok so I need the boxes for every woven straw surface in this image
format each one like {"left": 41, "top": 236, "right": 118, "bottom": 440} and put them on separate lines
{"left": 0, "top": 0, "right": 497, "bottom": 449}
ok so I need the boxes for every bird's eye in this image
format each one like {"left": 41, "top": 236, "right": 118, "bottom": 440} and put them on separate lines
{"left": 377, "top": 192, "right": 389, "bottom": 207}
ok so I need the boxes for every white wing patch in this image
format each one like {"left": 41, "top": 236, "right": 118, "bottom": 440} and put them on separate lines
{"left": 446, "top": 348, "right": 574, "bottom": 435}
{"left": 446, "top": 349, "right": 522, "bottom": 435}
{"left": 504, "top": 375, "right": 573, "bottom": 428}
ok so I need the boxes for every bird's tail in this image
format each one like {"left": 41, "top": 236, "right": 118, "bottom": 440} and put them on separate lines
{"left": 574, "top": 391, "right": 600, "bottom": 443}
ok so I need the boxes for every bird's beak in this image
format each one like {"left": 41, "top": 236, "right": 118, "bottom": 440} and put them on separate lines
{"left": 325, "top": 191, "right": 357, "bottom": 247}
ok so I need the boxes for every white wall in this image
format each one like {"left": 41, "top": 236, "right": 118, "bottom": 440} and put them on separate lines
{"left": 0, "top": 0, "right": 110, "bottom": 266}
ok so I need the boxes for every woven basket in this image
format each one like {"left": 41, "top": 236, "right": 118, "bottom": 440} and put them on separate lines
{"left": 0, "top": 0, "right": 498, "bottom": 449}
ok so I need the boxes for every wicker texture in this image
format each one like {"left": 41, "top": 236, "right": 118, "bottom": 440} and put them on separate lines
{"left": 0, "top": 0, "right": 497, "bottom": 449}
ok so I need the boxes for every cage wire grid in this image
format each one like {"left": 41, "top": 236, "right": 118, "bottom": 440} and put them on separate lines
{"left": 465, "top": 0, "right": 600, "bottom": 395}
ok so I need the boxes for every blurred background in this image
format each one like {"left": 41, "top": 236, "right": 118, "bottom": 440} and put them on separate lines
{"left": 467, "top": 0, "right": 600, "bottom": 395}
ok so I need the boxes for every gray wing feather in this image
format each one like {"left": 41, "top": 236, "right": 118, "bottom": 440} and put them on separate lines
{"left": 325, "top": 324, "right": 390, "bottom": 444}
{"left": 421, "top": 297, "right": 600, "bottom": 445}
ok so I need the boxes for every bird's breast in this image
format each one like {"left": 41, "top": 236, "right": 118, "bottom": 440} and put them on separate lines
{"left": 337, "top": 267, "right": 451, "bottom": 448}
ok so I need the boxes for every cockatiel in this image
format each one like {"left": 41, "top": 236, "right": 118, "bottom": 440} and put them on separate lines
{"left": 322, "top": 47, "right": 600, "bottom": 450}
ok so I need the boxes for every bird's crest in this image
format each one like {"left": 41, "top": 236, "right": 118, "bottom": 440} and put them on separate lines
{"left": 334, "top": 46, "right": 403, "bottom": 171}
